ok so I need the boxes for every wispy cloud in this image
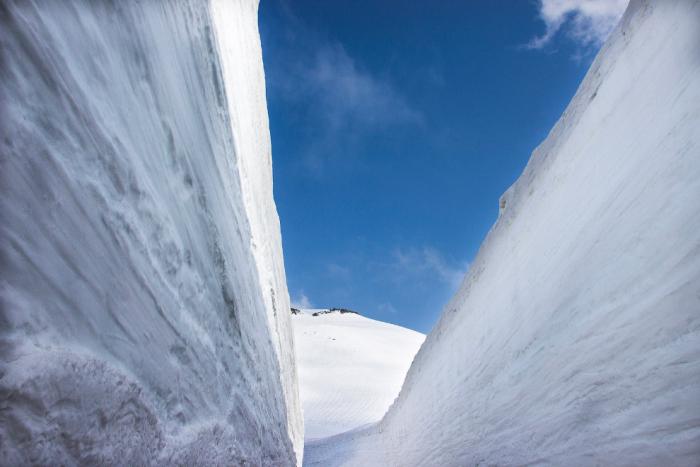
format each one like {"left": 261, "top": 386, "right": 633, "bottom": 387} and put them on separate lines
{"left": 263, "top": 2, "right": 422, "bottom": 176}
{"left": 303, "top": 43, "right": 422, "bottom": 131}
{"left": 326, "top": 262, "right": 351, "bottom": 279}
{"left": 391, "top": 246, "right": 468, "bottom": 289}
{"left": 291, "top": 291, "right": 313, "bottom": 309}
{"left": 381, "top": 246, "right": 468, "bottom": 291}
{"left": 527, "top": 0, "right": 628, "bottom": 50}
{"left": 378, "top": 302, "right": 398, "bottom": 315}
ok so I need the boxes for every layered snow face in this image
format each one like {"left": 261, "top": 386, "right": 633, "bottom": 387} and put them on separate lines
{"left": 306, "top": 1, "right": 700, "bottom": 465}
{"left": 292, "top": 309, "right": 424, "bottom": 440}
{"left": 0, "top": 0, "right": 302, "bottom": 465}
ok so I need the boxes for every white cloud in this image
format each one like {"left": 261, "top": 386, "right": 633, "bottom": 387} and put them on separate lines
{"left": 528, "top": 0, "right": 628, "bottom": 50}
{"left": 390, "top": 246, "right": 468, "bottom": 290}
{"left": 270, "top": 30, "right": 420, "bottom": 130}
{"left": 291, "top": 291, "right": 313, "bottom": 309}
{"left": 377, "top": 302, "right": 398, "bottom": 315}
{"left": 264, "top": 4, "right": 422, "bottom": 176}
{"left": 327, "top": 262, "right": 351, "bottom": 279}
{"left": 306, "top": 43, "right": 422, "bottom": 130}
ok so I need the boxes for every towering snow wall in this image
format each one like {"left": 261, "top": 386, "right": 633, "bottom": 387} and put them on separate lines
{"left": 306, "top": 1, "right": 700, "bottom": 465}
{"left": 0, "top": 0, "right": 303, "bottom": 465}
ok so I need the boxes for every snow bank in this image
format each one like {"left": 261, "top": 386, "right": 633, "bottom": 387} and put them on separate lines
{"left": 305, "top": 1, "right": 700, "bottom": 465}
{"left": 0, "top": 0, "right": 302, "bottom": 464}
{"left": 292, "top": 309, "right": 424, "bottom": 440}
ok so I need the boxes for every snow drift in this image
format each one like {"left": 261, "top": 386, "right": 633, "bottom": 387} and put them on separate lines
{"left": 0, "top": 0, "right": 302, "bottom": 465}
{"left": 292, "top": 309, "right": 424, "bottom": 441}
{"left": 305, "top": 1, "right": 700, "bottom": 465}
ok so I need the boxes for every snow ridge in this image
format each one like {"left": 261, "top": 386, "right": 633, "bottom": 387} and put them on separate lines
{"left": 0, "top": 0, "right": 302, "bottom": 465}
{"left": 292, "top": 309, "right": 424, "bottom": 441}
{"left": 305, "top": 1, "right": 700, "bottom": 465}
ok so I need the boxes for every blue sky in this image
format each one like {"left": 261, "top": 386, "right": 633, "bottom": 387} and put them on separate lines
{"left": 259, "top": 0, "right": 627, "bottom": 333}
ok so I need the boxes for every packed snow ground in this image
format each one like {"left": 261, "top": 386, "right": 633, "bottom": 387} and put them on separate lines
{"left": 292, "top": 309, "right": 424, "bottom": 441}
{"left": 0, "top": 0, "right": 302, "bottom": 465}
{"left": 305, "top": 1, "right": 700, "bottom": 465}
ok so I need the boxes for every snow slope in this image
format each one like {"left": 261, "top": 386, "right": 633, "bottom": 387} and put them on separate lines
{"left": 305, "top": 1, "right": 700, "bottom": 465}
{"left": 292, "top": 309, "right": 424, "bottom": 440}
{"left": 0, "top": 0, "right": 302, "bottom": 465}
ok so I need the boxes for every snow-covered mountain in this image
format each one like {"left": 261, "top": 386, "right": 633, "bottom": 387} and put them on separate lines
{"left": 291, "top": 309, "right": 424, "bottom": 441}
{"left": 0, "top": 0, "right": 302, "bottom": 465}
{"left": 305, "top": 1, "right": 700, "bottom": 465}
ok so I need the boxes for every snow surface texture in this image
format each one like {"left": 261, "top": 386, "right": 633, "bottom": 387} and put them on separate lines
{"left": 0, "top": 0, "right": 303, "bottom": 465}
{"left": 306, "top": 1, "right": 700, "bottom": 465}
{"left": 292, "top": 309, "right": 424, "bottom": 440}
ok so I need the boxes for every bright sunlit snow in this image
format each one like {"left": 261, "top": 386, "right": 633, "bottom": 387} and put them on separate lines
{"left": 292, "top": 309, "right": 424, "bottom": 440}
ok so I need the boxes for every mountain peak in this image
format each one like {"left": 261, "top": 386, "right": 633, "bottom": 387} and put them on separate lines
{"left": 290, "top": 307, "right": 360, "bottom": 317}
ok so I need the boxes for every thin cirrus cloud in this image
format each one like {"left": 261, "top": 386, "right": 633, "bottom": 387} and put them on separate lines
{"left": 527, "top": 0, "right": 629, "bottom": 50}
{"left": 326, "top": 262, "right": 352, "bottom": 279}
{"left": 306, "top": 43, "right": 422, "bottom": 131}
{"left": 263, "top": 3, "right": 421, "bottom": 175}
{"left": 377, "top": 303, "right": 398, "bottom": 315}
{"left": 386, "top": 246, "right": 468, "bottom": 291}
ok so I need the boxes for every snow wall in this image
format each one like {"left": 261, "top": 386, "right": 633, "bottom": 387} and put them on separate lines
{"left": 306, "top": 1, "right": 700, "bottom": 465}
{"left": 0, "top": 0, "right": 303, "bottom": 465}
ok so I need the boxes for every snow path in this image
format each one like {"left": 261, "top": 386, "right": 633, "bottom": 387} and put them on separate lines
{"left": 0, "top": 0, "right": 302, "bottom": 464}
{"left": 305, "top": 1, "right": 700, "bottom": 465}
{"left": 292, "top": 309, "right": 424, "bottom": 441}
